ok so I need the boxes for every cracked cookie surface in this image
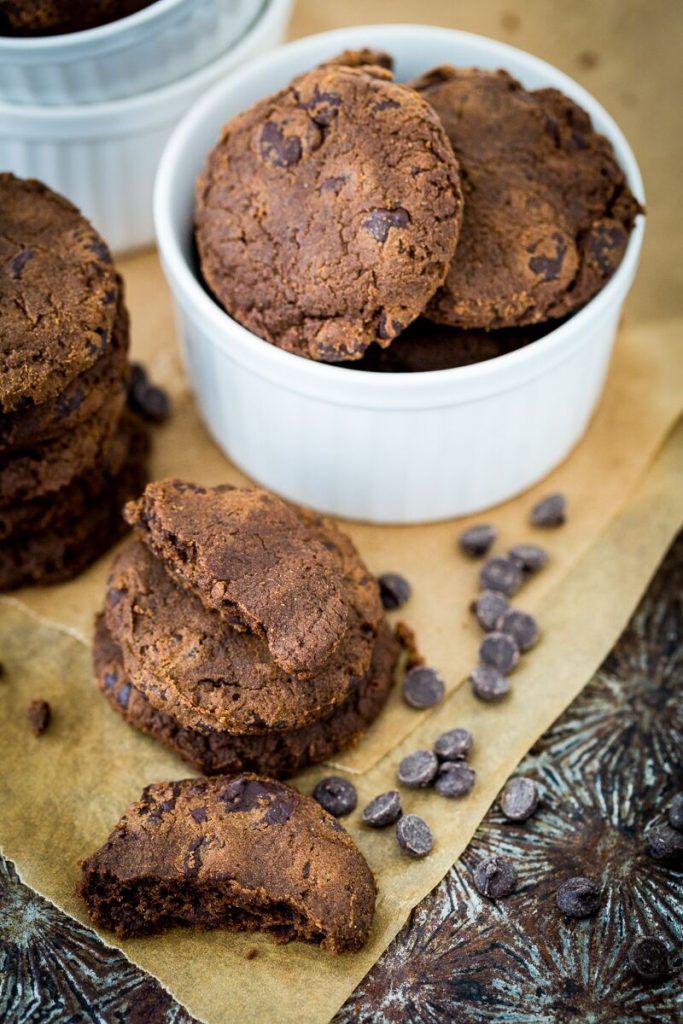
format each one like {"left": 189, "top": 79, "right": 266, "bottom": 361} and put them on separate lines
{"left": 195, "top": 63, "right": 463, "bottom": 361}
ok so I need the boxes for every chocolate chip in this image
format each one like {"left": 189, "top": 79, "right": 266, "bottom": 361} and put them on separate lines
{"left": 396, "top": 814, "right": 433, "bottom": 857}
{"left": 646, "top": 823, "right": 683, "bottom": 864}
{"left": 28, "top": 699, "right": 51, "bottom": 737}
{"left": 628, "top": 936, "right": 670, "bottom": 980}
{"left": 480, "top": 556, "right": 523, "bottom": 596}
{"left": 362, "top": 207, "right": 411, "bottom": 243}
{"left": 433, "top": 727, "right": 473, "bottom": 761}
{"left": 499, "top": 778, "right": 539, "bottom": 821}
{"left": 115, "top": 683, "right": 131, "bottom": 709}
{"left": 497, "top": 609, "right": 539, "bottom": 652}
{"left": 479, "top": 631, "right": 520, "bottom": 674}
{"left": 473, "top": 856, "right": 518, "bottom": 898}
{"left": 470, "top": 665, "right": 510, "bottom": 701}
{"left": 397, "top": 749, "right": 439, "bottom": 788}
{"left": 508, "top": 543, "right": 549, "bottom": 574}
{"left": 472, "top": 590, "right": 509, "bottom": 631}
{"left": 10, "top": 249, "right": 33, "bottom": 278}
{"left": 434, "top": 762, "right": 476, "bottom": 798}
{"left": 296, "top": 84, "right": 342, "bottom": 125}
{"left": 555, "top": 876, "right": 601, "bottom": 917}
{"left": 668, "top": 794, "right": 683, "bottom": 832}
{"left": 259, "top": 121, "right": 302, "bottom": 166}
{"left": 362, "top": 790, "right": 402, "bottom": 828}
{"left": 527, "top": 231, "right": 567, "bottom": 281}
{"left": 530, "top": 493, "right": 566, "bottom": 528}
{"left": 403, "top": 666, "right": 445, "bottom": 709}
{"left": 312, "top": 776, "right": 357, "bottom": 817}
{"left": 128, "top": 363, "right": 171, "bottom": 424}
{"left": 378, "top": 572, "right": 412, "bottom": 610}
{"left": 458, "top": 523, "right": 497, "bottom": 558}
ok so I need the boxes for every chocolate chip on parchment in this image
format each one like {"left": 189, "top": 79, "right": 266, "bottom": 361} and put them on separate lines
{"left": 628, "top": 936, "right": 670, "bottom": 980}
{"left": 499, "top": 777, "right": 539, "bottom": 821}
{"left": 469, "top": 665, "right": 510, "bottom": 701}
{"left": 472, "top": 590, "right": 509, "bottom": 631}
{"left": 396, "top": 814, "right": 433, "bottom": 858}
{"left": 480, "top": 556, "right": 523, "bottom": 597}
{"left": 458, "top": 523, "right": 497, "bottom": 558}
{"left": 397, "top": 749, "right": 439, "bottom": 789}
{"left": 403, "top": 665, "right": 445, "bottom": 709}
{"left": 128, "top": 363, "right": 171, "bottom": 424}
{"left": 473, "top": 856, "right": 518, "bottom": 898}
{"left": 378, "top": 572, "right": 412, "bottom": 610}
{"left": 509, "top": 543, "right": 549, "bottom": 574}
{"left": 646, "top": 823, "right": 683, "bottom": 863}
{"left": 28, "top": 699, "right": 51, "bottom": 737}
{"left": 497, "top": 609, "right": 539, "bottom": 652}
{"left": 479, "top": 631, "right": 520, "bottom": 674}
{"left": 555, "top": 876, "right": 601, "bottom": 917}
{"left": 530, "top": 493, "right": 566, "bottom": 528}
{"left": 312, "top": 776, "right": 357, "bottom": 817}
{"left": 435, "top": 761, "right": 476, "bottom": 798}
{"left": 668, "top": 794, "right": 683, "bottom": 832}
{"left": 362, "top": 790, "right": 402, "bottom": 828}
{"left": 434, "top": 727, "right": 473, "bottom": 761}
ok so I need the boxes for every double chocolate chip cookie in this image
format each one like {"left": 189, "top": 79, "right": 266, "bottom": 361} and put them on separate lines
{"left": 78, "top": 773, "right": 376, "bottom": 952}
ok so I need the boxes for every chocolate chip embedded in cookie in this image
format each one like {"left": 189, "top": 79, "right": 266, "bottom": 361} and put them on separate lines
{"left": 195, "top": 63, "right": 462, "bottom": 361}
{"left": 77, "top": 773, "right": 377, "bottom": 952}
{"left": 412, "top": 68, "right": 642, "bottom": 329}
{"left": 0, "top": 174, "right": 119, "bottom": 413}
{"left": 125, "top": 480, "right": 383, "bottom": 678}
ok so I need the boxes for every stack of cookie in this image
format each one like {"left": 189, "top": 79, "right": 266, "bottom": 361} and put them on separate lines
{"left": 95, "top": 479, "right": 399, "bottom": 777}
{"left": 0, "top": 174, "right": 148, "bottom": 589}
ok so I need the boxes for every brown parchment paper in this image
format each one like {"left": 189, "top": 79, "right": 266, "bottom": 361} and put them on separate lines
{"left": 2, "top": 3, "right": 683, "bottom": 1021}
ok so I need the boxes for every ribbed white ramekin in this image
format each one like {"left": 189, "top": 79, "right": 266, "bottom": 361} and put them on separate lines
{"left": 0, "top": 0, "right": 292, "bottom": 253}
{"left": 0, "top": 0, "right": 267, "bottom": 105}
{"left": 154, "top": 24, "right": 645, "bottom": 524}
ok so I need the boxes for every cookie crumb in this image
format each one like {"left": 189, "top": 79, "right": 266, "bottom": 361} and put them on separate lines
{"left": 394, "top": 621, "right": 425, "bottom": 668}
{"left": 28, "top": 699, "right": 51, "bottom": 736}
{"left": 245, "top": 948, "right": 259, "bottom": 961}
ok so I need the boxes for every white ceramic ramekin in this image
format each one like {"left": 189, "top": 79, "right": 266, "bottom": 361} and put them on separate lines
{"left": 0, "top": 0, "right": 291, "bottom": 253}
{"left": 0, "top": 0, "right": 266, "bottom": 105}
{"left": 154, "top": 25, "right": 645, "bottom": 524}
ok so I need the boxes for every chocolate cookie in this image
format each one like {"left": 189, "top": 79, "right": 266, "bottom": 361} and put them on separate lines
{"left": 0, "top": 390, "right": 127, "bottom": 506}
{"left": 412, "top": 68, "right": 641, "bottom": 328}
{"left": 77, "top": 773, "right": 376, "bottom": 952}
{"left": 0, "top": 291, "right": 129, "bottom": 453}
{"left": 0, "top": 0, "right": 154, "bottom": 36}
{"left": 125, "top": 480, "right": 382, "bottom": 678}
{"left": 321, "top": 48, "right": 394, "bottom": 71}
{"left": 195, "top": 63, "right": 463, "bottom": 361}
{"left": 95, "top": 614, "right": 398, "bottom": 777}
{"left": 0, "top": 174, "right": 119, "bottom": 413}
{"left": 104, "top": 539, "right": 380, "bottom": 734}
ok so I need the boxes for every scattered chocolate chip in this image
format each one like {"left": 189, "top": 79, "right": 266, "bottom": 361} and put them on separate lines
{"left": 472, "top": 590, "right": 509, "bottom": 631}
{"left": 394, "top": 620, "right": 425, "bottom": 669}
{"left": 458, "top": 523, "right": 497, "bottom": 558}
{"left": 499, "top": 778, "right": 539, "bottom": 821}
{"left": 312, "top": 776, "right": 357, "bottom": 817}
{"left": 508, "top": 543, "right": 549, "bottom": 574}
{"left": 403, "top": 665, "right": 445, "bottom": 709}
{"left": 362, "top": 207, "right": 411, "bottom": 243}
{"left": 378, "top": 572, "right": 412, "bottom": 610}
{"left": 668, "top": 794, "right": 683, "bottom": 832}
{"left": 28, "top": 699, "right": 51, "bottom": 737}
{"left": 497, "top": 609, "right": 539, "bottom": 652}
{"left": 530, "top": 493, "right": 566, "bottom": 528}
{"left": 397, "top": 749, "right": 439, "bottom": 789}
{"left": 128, "top": 363, "right": 171, "bottom": 424}
{"left": 470, "top": 665, "right": 510, "bottom": 701}
{"left": 435, "top": 761, "right": 476, "bottom": 798}
{"left": 555, "top": 876, "right": 601, "bottom": 917}
{"left": 480, "top": 556, "right": 523, "bottom": 596}
{"left": 362, "top": 790, "right": 402, "bottom": 828}
{"left": 259, "top": 121, "right": 302, "bottom": 166}
{"left": 646, "top": 823, "right": 683, "bottom": 863}
{"left": 479, "top": 631, "right": 520, "bottom": 674}
{"left": 434, "top": 727, "right": 473, "bottom": 761}
{"left": 396, "top": 814, "right": 433, "bottom": 858}
{"left": 473, "top": 856, "right": 518, "bottom": 898}
{"left": 628, "top": 936, "right": 670, "bottom": 980}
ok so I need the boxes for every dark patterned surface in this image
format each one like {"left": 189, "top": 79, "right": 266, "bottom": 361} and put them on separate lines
{"left": 1, "top": 535, "right": 681, "bottom": 1024}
